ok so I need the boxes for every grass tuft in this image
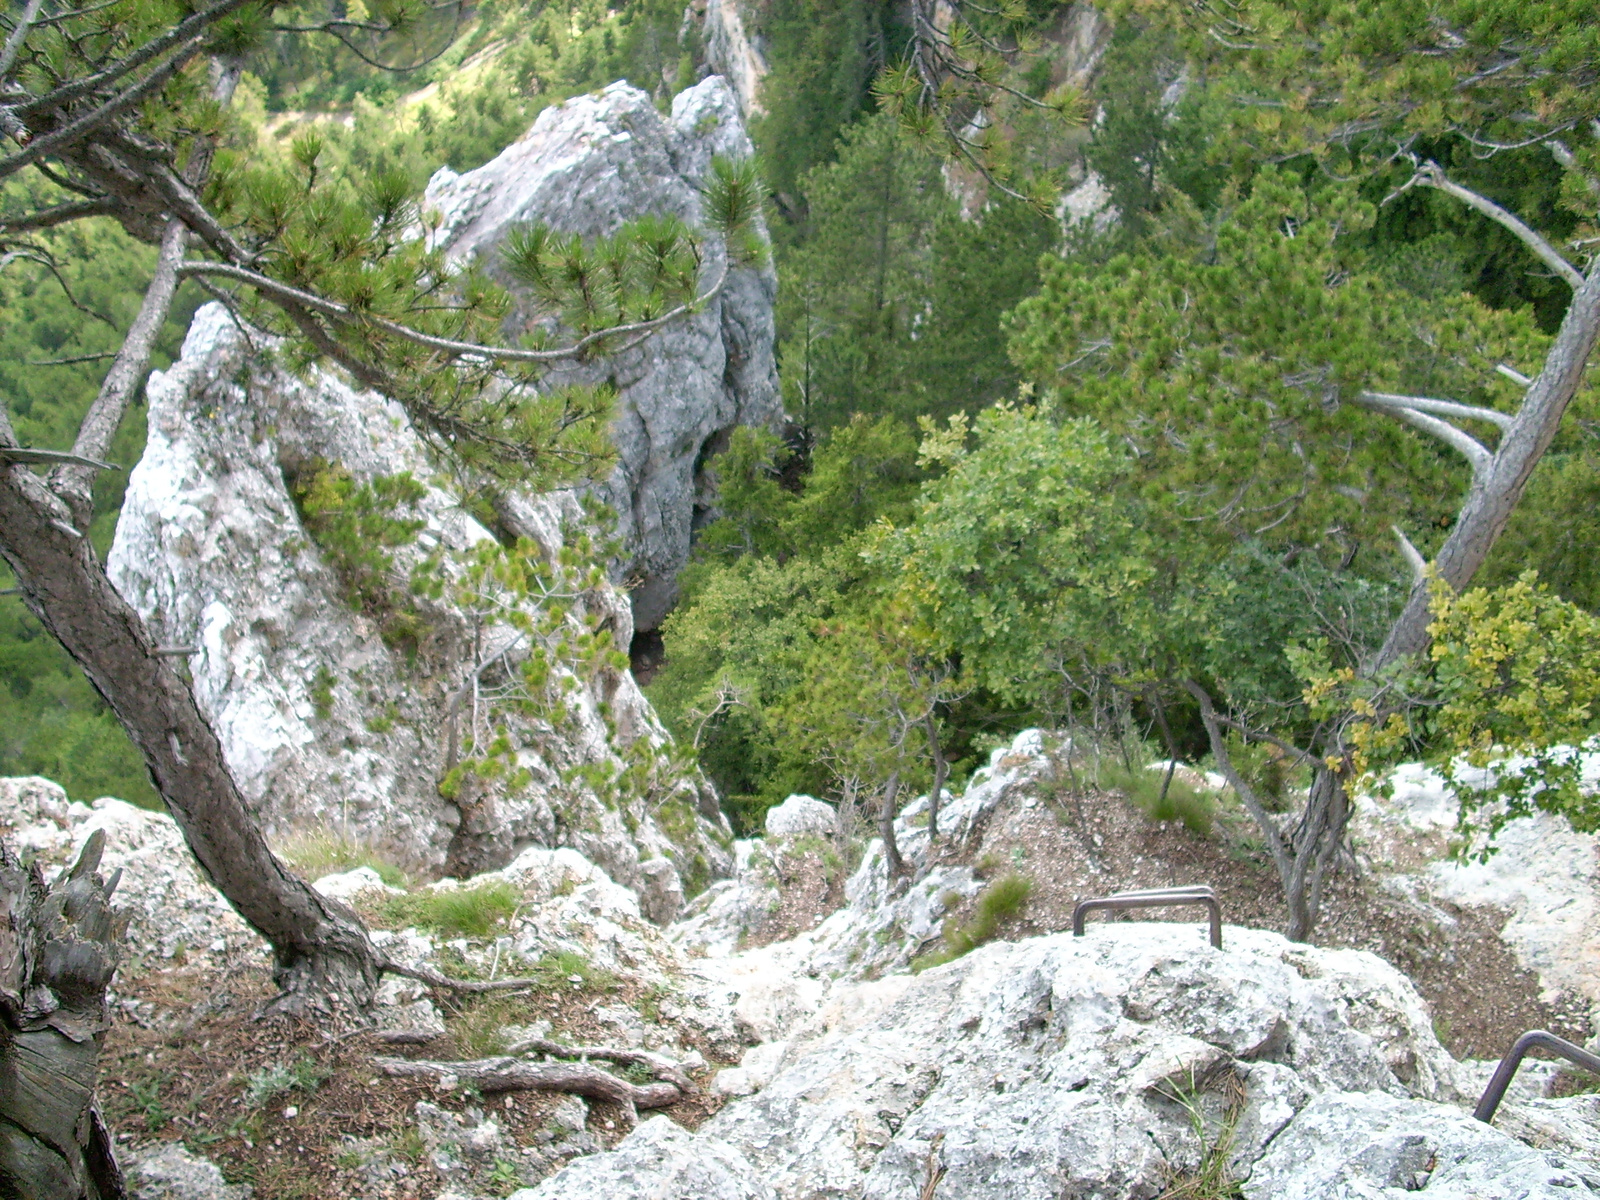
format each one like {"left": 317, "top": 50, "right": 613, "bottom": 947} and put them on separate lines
{"left": 912, "top": 873, "right": 1032, "bottom": 973}
{"left": 378, "top": 880, "right": 521, "bottom": 937}
{"left": 1094, "top": 758, "right": 1215, "bottom": 835}
{"left": 276, "top": 826, "right": 409, "bottom": 888}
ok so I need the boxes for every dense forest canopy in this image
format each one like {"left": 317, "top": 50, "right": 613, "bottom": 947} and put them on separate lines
{"left": 2, "top": 0, "right": 1597, "bottom": 941}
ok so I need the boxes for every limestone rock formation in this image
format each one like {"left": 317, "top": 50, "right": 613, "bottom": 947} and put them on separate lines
{"left": 422, "top": 76, "right": 782, "bottom": 632}
{"left": 1355, "top": 755, "right": 1600, "bottom": 1031}
{"left": 104, "top": 75, "right": 780, "bottom": 895}
{"left": 0, "top": 776, "right": 250, "bottom": 964}
{"left": 762, "top": 794, "right": 834, "bottom": 839}
{"left": 125, "top": 1144, "right": 252, "bottom": 1200}
{"left": 699, "top": 0, "right": 768, "bottom": 117}
{"left": 1244, "top": 1090, "right": 1600, "bottom": 1198}
{"left": 520, "top": 922, "right": 1600, "bottom": 1199}
{"left": 106, "top": 297, "right": 730, "bottom": 899}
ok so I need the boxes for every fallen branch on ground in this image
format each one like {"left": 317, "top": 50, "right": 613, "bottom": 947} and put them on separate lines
{"left": 381, "top": 959, "right": 556, "bottom": 994}
{"left": 374, "top": 1054, "right": 684, "bottom": 1117}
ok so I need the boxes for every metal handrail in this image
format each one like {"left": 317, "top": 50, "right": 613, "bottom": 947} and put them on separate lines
{"left": 1071, "top": 885, "right": 1223, "bottom": 949}
{"left": 1474, "top": 1029, "right": 1600, "bottom": 1124}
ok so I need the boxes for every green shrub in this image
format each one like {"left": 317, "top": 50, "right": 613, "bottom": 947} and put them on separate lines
{"left": 243, "top": 1056, "right": 329, "bottom": 1109}
{"left": 912, "top": 873, "right": 1032, "bottom": 972}
{"left": 288, "top": 462, "right": 432, "bottom": 653}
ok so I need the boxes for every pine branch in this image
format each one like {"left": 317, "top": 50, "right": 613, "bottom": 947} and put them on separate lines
{"left": 176, "top": 260, "right": 731, "bottom": 364}
{"left": 1412, "top": 161, "right": 1585, "bottom": 290}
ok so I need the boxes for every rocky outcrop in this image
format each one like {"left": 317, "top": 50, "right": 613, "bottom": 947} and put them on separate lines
{"left": 125, "top": 1144, "right": 252, "bottom": 1200}
{"left": 521, "top": 923, "right": 1600, "bottom": 1199}
{"left": 698, "top": 0, "right": 768, "bottom": 117}
{"left": 104, "top": 76, "right": 780, "bottom": 895}
{"left": 106, "top": 295, "right": 731, "bottom": 897}
{"left": 0, "top": 777, "right": 250, "bottom": 966}
{"left": 1355, "top": 756, "right": 1600, "bottom": 1031}
{"left": 673, "top": 730, "right": 1045, "bottom": 969}
{"left": 422, "top": 77, "right": 781, "bottom": 632}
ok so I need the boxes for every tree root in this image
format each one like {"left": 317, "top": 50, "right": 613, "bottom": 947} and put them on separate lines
{"left": 381, "top": 959, "right": 558, "bottom": 995}
{"left": 502, "top": 1036, "right": 697, "bottom": 1094}
{"left": 374, "top": 1054, "right": 686, "bottom": 1124}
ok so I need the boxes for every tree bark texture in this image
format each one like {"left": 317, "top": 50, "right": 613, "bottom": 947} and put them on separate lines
{"left": 923, "top": 712, "right": 947, "bottom": 843}
{"left": 879, "top": 771, "right": 905, "bottom": 877}
{"left": 0, "top": 462, "right": 382, "bottom": 1011}
{"left": 0, "top": 832, "right": 125, "bottom": 1200}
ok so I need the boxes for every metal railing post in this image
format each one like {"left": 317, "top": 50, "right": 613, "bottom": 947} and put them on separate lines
{"left": 1071, "top": 885, "right": 1223, "bottom": 949}
{"left": 1475, "top": 1030, "right": 1600, "bottom": 1124}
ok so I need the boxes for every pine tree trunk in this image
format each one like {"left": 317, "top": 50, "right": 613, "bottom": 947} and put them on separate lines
{"left": 0, "top": 464, "right": 383, "bottom": 1013}
{"left": 879, "top": 771, "right": 904, "bottom": 877}
{"left": 0, "top": 831, "right": 126, "bottom": 1200}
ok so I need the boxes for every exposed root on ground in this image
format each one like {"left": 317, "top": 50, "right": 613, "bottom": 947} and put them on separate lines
{"left": 374, "top": 1052, "right": 688, "bottom": 1125}
{"left": 382, "top": 959, "right": 566, "bottom": 995}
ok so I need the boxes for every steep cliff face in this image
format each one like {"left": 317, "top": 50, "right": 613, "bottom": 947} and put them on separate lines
{"left": 700, "top": 0, "right": 768, "bottom": 117}
{"left": 423, "top": 77, "right": 782, "bottom": 632}
{"left": 103, "top": 78, "right": 781, "bottom": 911}
{"left": 107, "top": 301, "right": 730, "bottom": 911}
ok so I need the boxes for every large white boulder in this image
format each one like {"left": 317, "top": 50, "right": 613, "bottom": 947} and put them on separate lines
{"left": 763, "top": 795, "right": 834, "bottom": 839}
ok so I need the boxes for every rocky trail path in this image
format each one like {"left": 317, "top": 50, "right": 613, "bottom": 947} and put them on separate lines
{"left": 7, "top": 728, "right": 1600, "bottom": 1198}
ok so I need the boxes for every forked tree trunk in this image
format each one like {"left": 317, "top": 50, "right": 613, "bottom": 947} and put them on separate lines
{"left": 0, "top": 464, "right": 383, "bottom": 1012}
{"left": 0, "top": 831, "right": 125, "bottom": 1200}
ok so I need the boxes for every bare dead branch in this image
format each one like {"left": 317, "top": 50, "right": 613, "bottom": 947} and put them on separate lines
{"left": 0, "top": 0, "right": 45, "bottom": 85}
{"left": 1350, "top": 393, "right": 1492, "bottom": 475}
{"left": 0, "top": 195, "right": 116, "bottom": 231}
{"left": 1391, "top": 524, "right": 1427, "bottom": 585}
{"left": 1354, "top": 389, "right": 1514, "bottom": 430}
{"left": 26, "top": 350, "right": 116, "bottom": 366}
{"left": 1414, "top": 161, "right": 1585, "bottom": 290}
{"left": 52, "top": 218, "right": 186, "bottom": 519}
{"left": 0, "top": 446, "right": 116, "bottom": 470}
{"left": 380, "top": 958, "right": 571, "bottom": 995}
{"left": 503, "top": 1036, "right": 696, "bottom": 1094}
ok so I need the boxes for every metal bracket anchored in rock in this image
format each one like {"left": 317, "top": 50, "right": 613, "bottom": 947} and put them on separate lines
{"left": 1475, "top": 1029, "right": 1600, "bottom": 1124}
{"left": 1071, "top": 885, "right": 1223, "bottom": 949}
